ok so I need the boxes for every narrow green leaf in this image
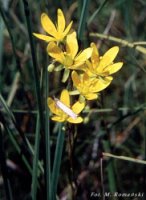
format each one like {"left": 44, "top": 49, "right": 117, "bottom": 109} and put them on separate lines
{"left": 102, "top": 140, "right": 117, "bottom": 193}
{"left": 31, "top": 114, "right": 41, "bottom": 200}
{"left": 77, "top": 0, "right": 90, "bottom": 40}
{"left": 7, "top": 126, "right": 32, "bottom": 174}
{"left": 45, "top": 62, "right": 51, "bottom": 200}
{"left": 0, "top": 93, "right": 15, "bottom": 122}
{"left": 87, "top": 0, "right": 108, "bottom": 26}
{"left": 26, "top": 138, "right": 44, "bottom": 174}
{"left": 22, "top": 0, "right": 45, "bottom": 130}
{"left": 22, "top": 1, "right": 47, "bottom": 195}
{"left": 51, "top": 123, "right": 65, "bottom": 199}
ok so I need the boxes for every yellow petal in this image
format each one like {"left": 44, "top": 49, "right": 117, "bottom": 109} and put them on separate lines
{"left": 47, "top": 97, "right": 59, "bottom": 115}
{"left": 69, "top": 62, "right": 86, "bottom": 70}
{"left": 75, "top": 47, "right": 92, "bottom": 63}
{"left": 85, "top": 93, "right": 98, "bottom": 100}
{"left": 33, "top": 33, "right": 54, "bottom": 42}
{"left": 86, "top": 60, "right": 93, "bottom": 72}
{"left": 83, "top": 73, "right": 90, "bottom": 82}
{"left": 72, "top": 101, "right": 85, "bottom": 114}
{"left": 51, "top": 116, "right": 65, "bottom": 122}
{"left": 66, "top": 32, "right": 78, "bottom": 59}
{"left": 91, "top": 78, "right": 112, "bottom": 93}
{"left": 57, "top": 9, "right": 65, "bottom": 32}
{"left": 104, "top": 62, "right": 123, "bottom": 75}
{"left": 71, "top": 71, "right": 80, "bottom": 86}
{"left": 60, "top": 89, "right": 70, "bottom": 107}
{"left": 91, "top": 43, "right": 100, "bottom": 64}
{"left": 63, "top": 21, "right": 73, "bottom": 37}
{"left": 79, "top": 64, "right": 87, "bottom": 71}
{"left": 99, "top": 46, "right": 119, "bottom": 68}
{"left": 41, "top": 13, "right": 57, "bottom": 37}
{"left": 63, "top": 55, "right": 73, "bottom": 67}
{"left": 47, "top": 42, "right": 65, "bottom": 63}
{"left": 102, "top": 76, "right": 113, "bottom": 83}
{"left": 67, "top": 117, "right": 83, "bottom": 123}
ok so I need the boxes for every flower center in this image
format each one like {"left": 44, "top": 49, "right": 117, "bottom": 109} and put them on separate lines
{"left": 64, "top": 54, "right": 73, "bottom": 66}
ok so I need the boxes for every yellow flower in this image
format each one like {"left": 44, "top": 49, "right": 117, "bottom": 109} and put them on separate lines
{"left": 71, "top": 71, "right": 113, "bottom": 100}
{"left": 85, "top": 43, "right": 123, "bottom": 78}
{"left": 47, "top": 32, "right": 92, "bottom": 70}
{"left": 48, "top": 89, "right": 85, "bottom": 123}
{"left": 33, "top": 9, "right": 73, "bottom": 42}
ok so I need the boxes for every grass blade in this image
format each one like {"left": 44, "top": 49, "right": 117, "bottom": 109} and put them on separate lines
{"left": 22, "top": 1, "right": 47, "bottom": 195}
{"left": 77, "top": 0, "right": 90, "bottom": 40}
{"left": 0, "top": 97, "right": 32, "bottom": 175}
{"left": 45, "top": 65, "right": 51, "bottom": 199}
{"left": 7, "top": 128, "right": 32, "bottom": 174}
{"left": 31, "top": 113, "right": 41, "bottom": 200}
{"left": 0, "top": 4, "right": 22, "bottom": 74}
{"left": 22, "top": 0, "right": 44, "bottom": 130}
{"left": 51, "top": 123, "right": 65, "bottom": 199}
{"left": 0, "top": 93, "right": 15, "bottom": 122}
{"left": 103, "top": 140, "right": 117, "bottom": 193}
{"left": 0, "top": 93, "right": 30, "bottom": 150}
{"left": 87, "top": 0, "right": 108, "bottom": 26}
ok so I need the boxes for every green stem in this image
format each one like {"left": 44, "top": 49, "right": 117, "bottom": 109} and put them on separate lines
{"left": 90, "top": 33, "right": 146, "bottom": 55}
{"left": 103, "top": 152, "right": 146, "bottom": 165}
{"left": 51, "top": 123, "right": 65, "bottom": 200}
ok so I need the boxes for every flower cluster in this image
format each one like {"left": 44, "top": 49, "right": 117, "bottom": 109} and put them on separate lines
{"left": 34, "top": 9, "right": 123, "bottom": 123}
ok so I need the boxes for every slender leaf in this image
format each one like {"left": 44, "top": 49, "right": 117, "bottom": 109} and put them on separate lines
{"left": 45, "top": 60, "right": 51, "bottom": 200}
{"left": 6, "top": 126, "right": 32, "bottom": 174}
{"left": 102, "top": 140, "right": 117, "bottom": 193}
{"left": 51, "top": 123, "right": 65, "bottom": 199}
{"left": 87, "top": 0, "right": 108, "bottom": 26}
{"left": 77, "top": 0, "right": 90, "bottom": 40}
{"left": 22, "top": 0, "right": 45, "bottom": 130}
{"left": 31, "top": 114, "right": 41, "bottom": 200}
